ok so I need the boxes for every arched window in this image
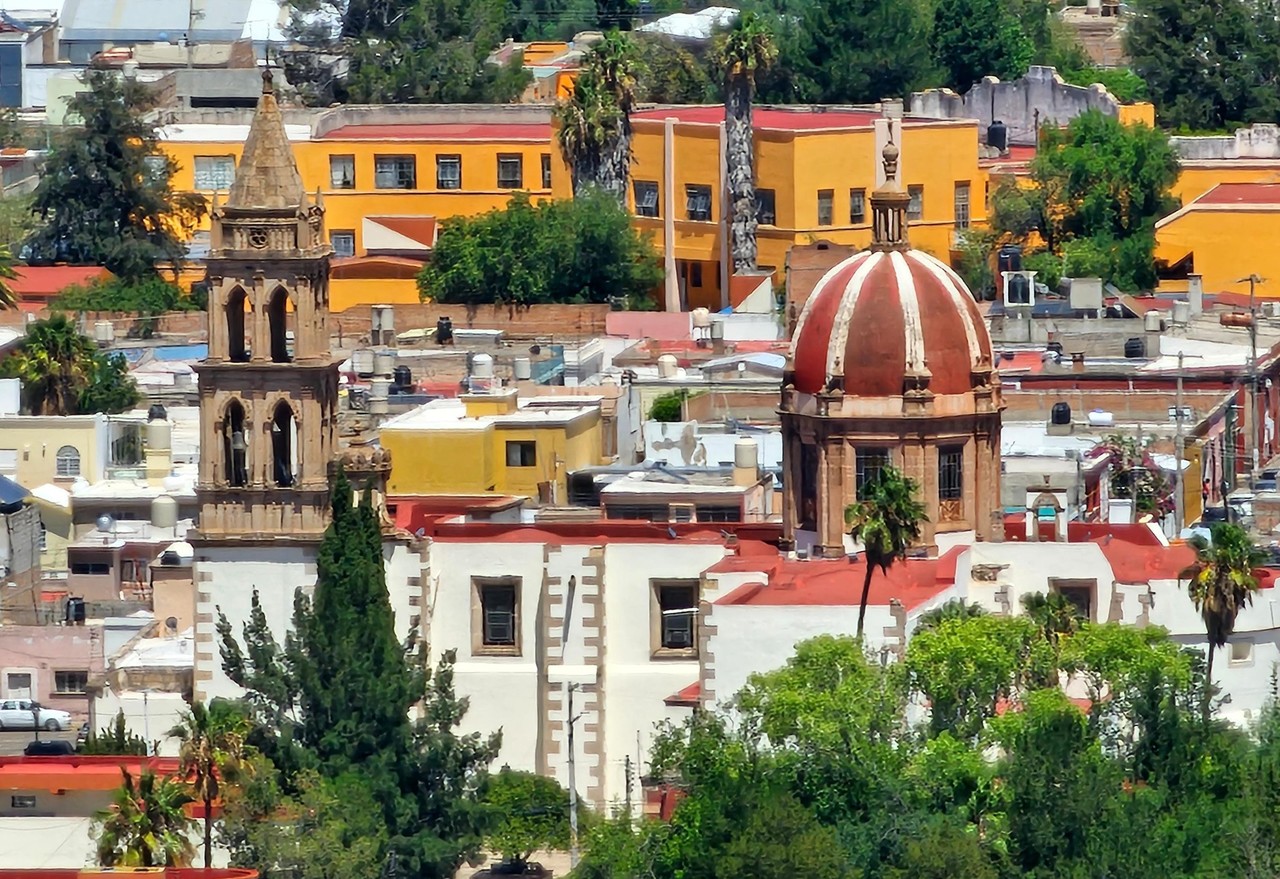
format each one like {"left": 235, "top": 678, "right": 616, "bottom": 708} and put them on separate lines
{"left": 226, "top": 287, "right": 249, "bottom": 363}
{"left": 222, "top": 401, "right": 248, "bottom": 487}
{"left": 271, "top": 401, "right": 297, "bottom": 487}
{"left": 55, "top": 446, "right": 80, "bottom": 478}
{"left": 267, "top": 287, "right": 291, "bottom": 363}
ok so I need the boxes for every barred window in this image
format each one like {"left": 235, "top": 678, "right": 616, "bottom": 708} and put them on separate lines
{"left": 939, "top": 445, "right": 963, "bottom": 500}
{"left": 855, "top": 447, "right": 890, "bottom": 494}
{"left": 193, "top": 156, "right": 235, "bottom": 190}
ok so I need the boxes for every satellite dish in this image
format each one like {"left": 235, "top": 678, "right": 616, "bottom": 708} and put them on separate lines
{"left": 165, "top": 616, "right": 178, "bottom": 632}
{"left": 95, "top": 514, "right": 115, "bottom": 533}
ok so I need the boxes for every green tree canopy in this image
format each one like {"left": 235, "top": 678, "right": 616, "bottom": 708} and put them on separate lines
{"left": 418, "top": 190, "right": 662, "bottom": 308}
{"left": 483, "top": 768, "right": 571, "bottom": 867}
{"left": 94, "top": 769, "right": 197, "bottom": 867}
{"left": 1, "top": 314, "right": 140, "bottom": 415}
{"left": 27, "top": 69, "right": 205, "bottom": 283}
{"left": 931, "top": 0, "right": 1033, "bottom": 91}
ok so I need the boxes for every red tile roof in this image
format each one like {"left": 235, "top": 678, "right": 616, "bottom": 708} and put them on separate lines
{"left": 322, "top": 123, "right": 551, "bottom": 141}
{"left": 714, "top": 552, "right": 954, "bottom": 610}
{"left": 10, "top": 266, "right": 112, "bottom": 300}
{"left": 664, "top": 681, "right": 701, "bottom": 706}
{"left": 1195, "top": 183, "right": 1280, "bottom": 206}
{"left": 632, "top": 106, "right": 885, "bottom": 131}
{"left": 729, "top": 273, "right": 769, "bottom": 308}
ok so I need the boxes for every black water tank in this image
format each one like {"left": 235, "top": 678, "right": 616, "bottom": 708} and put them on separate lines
{"left": 393, "top": 365, "right": 412, "bottom": 391}
{"left": 1124, "top": 337, "right": 1145, "bottom": 358}
{"left": 436, "top": 316, "right": 453, "bottom": 345}
{"left": 1007, "top": 273, "right": 1031, "bottom": 304}
{"left": 65, "top": 597, "right": 85, "bottom": 625}
{"left": 147, "top": 403, "right": 167, "bottom": 422}
{"left": 997, "top": 245, "right": 1023, "bottom": 274}
{"left": 1047, "top": 341, "right": 1064, "bottom": 356}
{"left": 988, "top": 120, "right": 1008, "bottom": 153}
{"left": 1051, "top": 402, "right": 1071, "bottom": 425}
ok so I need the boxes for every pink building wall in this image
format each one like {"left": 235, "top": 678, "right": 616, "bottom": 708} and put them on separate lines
{"left": 0, "top": 626, "right": 104, "bottom": 721}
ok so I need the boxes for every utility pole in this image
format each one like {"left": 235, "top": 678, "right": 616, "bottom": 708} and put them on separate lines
{"left": 1239, "top": 273, "right": 1265, "bottom": 485}
{"left": 566, "top": 683, "right": 582, "bottom": 870}
{"left": 1175, "top": 351, "right": 1185, "bottom": 532}
{"left": 624, "top": 754, "right": 633, "bottom": 816}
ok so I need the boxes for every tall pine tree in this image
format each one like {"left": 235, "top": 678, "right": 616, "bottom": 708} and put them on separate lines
{"left": 218, "top": 472, "right": 500, "bottom": 879}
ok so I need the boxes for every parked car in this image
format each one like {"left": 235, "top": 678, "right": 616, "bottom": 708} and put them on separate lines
{"left": 1256, "top": 469, "right": 1279, "bottom": 492}
{"left": 0, "top": 699, "right": 72, "bottom": 731}
{"left": 76, "top": 721, "right": 89, "bottom": 747}
{"left": 23, "top": 739, "right": 74, "bottom": 756}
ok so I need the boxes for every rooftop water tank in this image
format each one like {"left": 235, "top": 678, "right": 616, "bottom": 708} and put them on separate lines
{"left": 352, "top": 349, "right": 375, "bottom": 376}
{"left": 1051, "top": 402, "right": 1071, "bottom": 425}
{"left": 1172, "top": 300, "right": 1191, "bottom": 325}
{"left": 1124, "top": 337, "right": 1145, "bottom": 358}
{"left": 393, "top": 365, "right": 412, "bottom": 391}
{"left": 1087, "top": 409, "right": 1115, "bottom": 427}
{"left": 514, "top": 357, "right": 532, "bottom": 381}
{"left": 987, "top": 120, "right": 1008, "bottom": 153}
{"left": 151, "top": 494, "right": 178, "bottom": 530}
{"left": 657, "top": 354, "right": 678, "bottom": 378}
{"left": 373, "top": 349, "right": 395, "bottom": 377}
{"left": 145, "top": 418, "right": 171, "bottom": 453}
{"left": 472, "top": 353, "right": 495, "bottom": 379}
{"left": 1144, "top": 310, "right": 1162, "bottom": 332}
{"left": 93, "top": 320, "right": 114, "bottom": 346}
{"left": 734, "top": 437, "right": 759, "bottom": 469}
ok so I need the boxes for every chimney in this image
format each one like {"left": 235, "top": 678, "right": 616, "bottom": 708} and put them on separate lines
{"left": 1188, "top": 274, "right": 1204, "bottom": 316}
{"left": 732, "top": 438, "right": 760, "bottom": 487}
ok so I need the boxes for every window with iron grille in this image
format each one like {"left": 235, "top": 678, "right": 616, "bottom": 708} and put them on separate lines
{"left": 541, "top": 153, "right": 552, "bottom": 188}
{"left": 374, "top": 155, "right": 416, "bottom": 189}
{"left": 850, "top": 188, "right": 866, "bottom": 224}
{"left": 656, "top": 582, "right": 698, "bottom": 652}
{"left": 855, "top": 447, "right": 891, "bottom": 495}
{"left": 436, "top": 155, "right": 461, "bottom": 189}
{"left": 686, "top": 184, "right": 712, "bottom": 221}
{"left": 756, "top": 189, "right": 776, "bottom": 225}
{"left": 54, "top": 670, "right": 87, "bottom": 694}
{"left": 954, "top": 182, "right": 971, "bottom": 229}
{"left": 634, "top": 180, "right": 659, "bottom": 217}
{"left": 908, "top": 185, "right": 924, "bottom": 221}
{"left": 329, "top": 155, "right": 355, "bottom": 189}
{"left": 817, "top": 189, "right": 834, "bottom": 226}
{"left": 497, "top": 154, "right": 523, "bottom": 189}
{"left": 330, "top": 231, "right": 355, "bottom": 258}
{"left": 193, "top": 156, "right": 235, "bottom": 190}
{"left": 939, "top": 446, "right": 963, "bottom": 501}
{"left": 480, "top": 583, "right": 517, "bottom": 646}
{"left": 55, "top": 446, "right": 80, "bottom": 478}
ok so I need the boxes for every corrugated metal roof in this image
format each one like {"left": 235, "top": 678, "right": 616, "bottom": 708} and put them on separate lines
{"left": 60, "top": 0, "right": 282, "bottom": 42}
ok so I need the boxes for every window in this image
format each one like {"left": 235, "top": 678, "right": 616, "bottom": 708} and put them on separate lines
{"left": 70, "top": 561, "right": 110, "bottom": 575}
{"left": 329, "top": 154, "right": 355, "bottom": 189}
{"left": 690, "top": 263, "right": 703, "bottom": 288}
{"left": 330, "top": 231, "right": 356, "bottom": 258}
{"left": 954, "top": 182, "right": 971, "bottom": 229}
{"left": 436, "top": 154, "right": 462, "bottom": 189}
{"left": 497, "top": 154, "right": 523, "bottom": 189}
{"left": 1231, "top": 640, "right": 1254, "bottom": 664}
{"left": 506, "top": 441, "right": 537, "bottom": 467}
{"left": 5, "top": 673, "right": 31, "bottom": 697}
{"left": 374, "top": 155, "right": 416, "bottom": 190}
{"left": 850, "top": 188, "right": 866, "bottom": 224}
{"left": 37, "top": 523, "right": 45, "bottom": 553}
{"left": 756, "top": 189, "right": 776, "bottom": 226}
{"left": 855, "top": 447, "right": 890, "bottom": 495}
{"left": 143, "top": 155, "right": 167, "bottom": 183}
{"left": 908, "top": 185, "right": 924, "bottom": 221}
{"left": 0, "top": 449, "right": 16, "bottom": 474}
{"left": 541, "top": 153, "right": 552, "bottom": 189}
{"left": 55, "top": 446, "right": 80, "bottom": 478}
{"left": 10, "top": 796, "right": 35, "bottom": 809}
{"left": 652, "top": 581, "right": 698, "bottom": 657}
{"left": 193, "top": 155, "right": 235, "bottom": 190}
{"left": 686, "top": 184, "right": 712, "bottom": 221}
{"left": 939, "top": 445, "right": 963, "bottom": 521}
{"left": 54, "top": 670, "right": 87, "bottom": 695}
{"left": 634, "top": 180, "right": 659, "bottom": 218}
{"left": 472, "top": 578, "right": 521, "bottom": 656}
{"left": 817, "top": 189, "right": 834, "bottom": 226}
{"left": 1050, "top": 579, "right": 1096, "bottom": 622}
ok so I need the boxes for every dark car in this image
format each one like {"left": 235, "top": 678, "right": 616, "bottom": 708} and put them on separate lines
{"left": 23, "top": 739, "right": 75, "bottom": 756}
{"left": 76, "top": 721, "right": 89, "bottom": 747}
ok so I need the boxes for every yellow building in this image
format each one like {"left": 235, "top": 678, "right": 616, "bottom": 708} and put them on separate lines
{"left": 1156, "top": 182, "right": 1280, "bottom": 297}
{"left": 158, "top": 107, "right": 556, "bottom": 312}
{"left": 549, "top": 106, "right": 987, "bottom": 310}
{"left": 378, "top": 389, "right": 605, "bottom": 500}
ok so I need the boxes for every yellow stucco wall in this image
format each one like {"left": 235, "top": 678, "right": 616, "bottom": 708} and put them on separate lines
{"left": 1157, "top": 206, "right": 1280, "bottom": 296}
{"left": 0, "top": 418, "right": 105, "bottom": 489}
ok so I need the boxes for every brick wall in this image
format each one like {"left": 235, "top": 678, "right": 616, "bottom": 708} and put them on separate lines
{"left": 1003, "top": 388, "right": 1224, "bottom": 423}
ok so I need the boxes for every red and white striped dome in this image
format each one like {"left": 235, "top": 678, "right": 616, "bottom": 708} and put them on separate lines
{"left": 790, "top": 248, "right": 993, "bottom": 397}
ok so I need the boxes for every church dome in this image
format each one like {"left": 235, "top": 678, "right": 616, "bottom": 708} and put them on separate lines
{"left": 790, "top": 248, "right": 993, "bottom": 396}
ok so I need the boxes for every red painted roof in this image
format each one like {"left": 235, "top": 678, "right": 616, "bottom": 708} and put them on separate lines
{"left": 321, "top": 123, "right": 551, "bottom": 141}
{"left": 632, "top": 106, "right": 885, "bottom": 131}
{"left": 0, "top": 755, "right": 179, "bottom": 792}
{"left": 790, "top": 249, "right": 993, "bottom": 396}
{"left": 664, "top": 681, "right": 701, "bottom": 706}
{"left": 993, "top": 350, "right": 1047, "bottom": 374}
{"left": 1094, "top": 536, "right": 1196, "bottom": 584}
{"left": 10, "top": 266, "right": 112, "bottom": 299}
{"left": 0, "top": 871, "right": 256, "bottom": 879}
{"left": 715, "top": 554, "right": 952, "bottom": 610}
{"left": 1195, "top": 183, "right": 1280, "bottom": 206}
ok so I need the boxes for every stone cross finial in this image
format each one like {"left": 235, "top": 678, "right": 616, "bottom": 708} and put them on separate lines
{"left": 262, "top": 67, "right": 274, "bottom": 95}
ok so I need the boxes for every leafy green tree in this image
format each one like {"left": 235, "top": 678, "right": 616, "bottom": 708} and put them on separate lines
{"left": 169, "top": 700, "right": 253, "bottom": 869}
{"left": 844, "top": 466, "right": 927, "bottom": 640}
{"left": 1059, "top": 66, "right": 1150, "bottom": 103}
{"left": 27, "top": 69, "right": 205, "bottom": 283}
{"left": 81, "top": 710, "right": 150, "bottom": 755}
{"left": 1183, "top": 522, "right": 1267, "bottom": 718}
{"left": 648, "top": 390, "right": 687, "bottom": 422}
{"left": 633, "top": 36, "right": 717, "bottom": 103}
{"left": 0, "top": 193, "right": 37, "bottom": 253}
{"left": 556, "top": 31, "right": 640, "bottom": 202}
{"left": 56, "top": 277, "right": 200, "bottom": 317}
{"left": 716, "top": 794, "right": 853, "bottom": 879}
{"left": 94, "top": 768, "right": 197, "bottom": 867}
{"left": 418, "top": 191, "right": 662, "bottom": 308}
{"left": 484, "top": 768, "right": 571, "bottom": 868}
{"left": 914, "top": 597, "right": 986, "bottom": 634}
{"left": 931, "top": 0, "right": 1033, "bottom": 90}
{"left": 717, "top": 12, "right": 776, "bottom": 273}
{"left": 218, "top": 473, "right": 501, "bottom": 879}
{"left": 1, "top": 313, "right": 139, "bottom": 415}
{"left": 884, "top": 818, "right": 998, "bottom": 879}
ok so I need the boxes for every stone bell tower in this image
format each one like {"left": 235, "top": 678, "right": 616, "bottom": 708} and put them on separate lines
{"left": 192, "top": 68, "right": 338, "bottom": 542}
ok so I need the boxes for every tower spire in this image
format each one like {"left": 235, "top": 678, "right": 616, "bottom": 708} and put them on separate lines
{"left": 870, "top": 129, "right": 910, "bottom": 252}
{"left": 225, "top": 67, "right": 305, "bottom": 210}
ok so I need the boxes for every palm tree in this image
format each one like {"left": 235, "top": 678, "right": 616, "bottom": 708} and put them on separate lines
{"left": 915, "top": 597, "right": 986, "bottom": 634}
{"left": 94, "top": 767, "right": 196, "bottom": 867}
{"left": 555, "top": 31, "right": 638, "bottom": 203}
{"left": 0, "top": 245, "right": 18, "bottom": 311}
{"left": 169, "top": 700, "right": 251, "bottom": 868}
{"left": 716, "top": 13, "right": 776, "bottom": 273}
{"left": 845, "top": 466, "right": 928, "bottom": 640}
{"left": 1022, "top": 591, "right": 1081, "bottom": 648}
{"left": 2, "top": 313, "right": 98, "bottom": 415}
{"left": 1181, "top": 522, "right": 1267, "bottom": 720}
